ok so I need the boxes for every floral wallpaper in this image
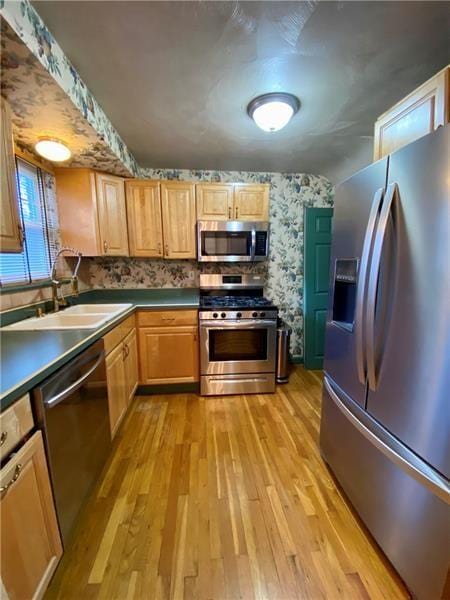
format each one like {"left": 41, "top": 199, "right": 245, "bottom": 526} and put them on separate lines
{"left": 0, "top": 20, "right": 133, "bottom": 176}
{"left": 89, "top": 169, "right": 334, "bottom": 357}
{"left": 0, "top": 0, "right": 138, "bottom": 176}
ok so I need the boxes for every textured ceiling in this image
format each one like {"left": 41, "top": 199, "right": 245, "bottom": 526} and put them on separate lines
{"left": 32, "top": 1, "right": 450, "bottom": 178}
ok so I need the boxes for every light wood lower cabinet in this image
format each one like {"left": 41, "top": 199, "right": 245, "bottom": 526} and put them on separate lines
{"left": 139, "top": 326, "right": 199, "bottom": 385}
{"left": 105, "top": 342, "right": 127, "bottom": 438}
{"left": 137, "top": 310, "right": 199, "bottom": 385}
{"left": 1, "top": 431, "right": 63, "bottom": 600}
{"left": 123, "top": 328, "right": 138, "bottom": 405}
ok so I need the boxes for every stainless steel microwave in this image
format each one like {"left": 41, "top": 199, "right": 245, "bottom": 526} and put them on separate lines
{"left": 197, "top": 221, "right": 269, "bottom": 262}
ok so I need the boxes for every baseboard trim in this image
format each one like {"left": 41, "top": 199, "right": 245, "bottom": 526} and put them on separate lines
{"left": 137, "top": 382, "right": 200, "bottom": 395}
{"left": 290, "top": 355, "right": 304, "bottom": 364}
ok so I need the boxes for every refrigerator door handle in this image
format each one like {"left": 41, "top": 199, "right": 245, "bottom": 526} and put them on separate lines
{"left": 324, "top": 377, "right": 450, "bottom": 505}
{"left": 366, "top": 182, "right": 398, "bottom": 391}
{"left": 355, "top": 187, "right": 384, "bottom": 385}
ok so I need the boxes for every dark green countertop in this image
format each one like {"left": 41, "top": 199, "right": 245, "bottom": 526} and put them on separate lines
{"left": 0, "top": 288, "right": 199, "bottom": 411}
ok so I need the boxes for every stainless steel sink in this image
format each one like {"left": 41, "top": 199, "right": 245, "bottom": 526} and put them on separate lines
{"left": 3, "top": 303, "right": 132, "bottom": 331}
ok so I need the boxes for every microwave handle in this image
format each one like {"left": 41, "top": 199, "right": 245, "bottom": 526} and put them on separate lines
{"left": 251, "top": 229, "right": 256, "bottom": 259}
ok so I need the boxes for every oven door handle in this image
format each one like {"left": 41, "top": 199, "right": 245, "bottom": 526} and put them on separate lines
{"left": 200, "top": 320, "right": 277, "bottom": 329}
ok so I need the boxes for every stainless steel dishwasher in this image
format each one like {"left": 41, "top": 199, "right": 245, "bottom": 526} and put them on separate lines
{"left": 33, "top": 340, "right": 111, "bottom": 545}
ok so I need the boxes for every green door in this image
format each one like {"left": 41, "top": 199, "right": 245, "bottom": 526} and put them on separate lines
{"left": 303, "top": 207, "right": 333, "bottom": 369}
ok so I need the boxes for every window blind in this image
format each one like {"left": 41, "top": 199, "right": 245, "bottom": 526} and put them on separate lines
{"left": 0, "top": 158, "right": 57, "bottom": 286}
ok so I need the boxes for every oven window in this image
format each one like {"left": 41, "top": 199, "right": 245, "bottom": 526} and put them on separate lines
{"left": 209, "top": 329, "right": 268, "bottom": 361}
{"left": 202, "top": 231, "right": 251, "bottom": 257}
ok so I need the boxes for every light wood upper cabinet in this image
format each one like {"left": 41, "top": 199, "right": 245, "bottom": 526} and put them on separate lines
{"left": 96, "top": 173, "right": 129, "bottom": 256}
{"left": 233, "top": 184, "right": 270, "bottom": 221}
{"left": 196, "top": 183, "right": 234, "bottom": 221}
{"left": 161, "top": 181, "right": 196, "bottom": 259}
{"left": 1, "top": 431, "right": 63, "bottom": 600}
{"left": 105, "top": 342, "right": 127, "bottom": 438}
{"left": 55, "top": 168, "right": 128, "bottom": 256}
{"left": 374, "top": 65, "right": 450, "bottom": 160}
{"left": 0, "top": 98, "right": 22, "bottom": 253}
{"left": 125, "top": 180, "right": 163, "bottom": 257}
{"left": 196, "top": 182, "right": 270, "bottom": 222}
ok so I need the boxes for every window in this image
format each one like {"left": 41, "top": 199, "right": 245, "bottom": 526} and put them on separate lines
{"left": 0, "top": 159, "right": 58, "bottom": 287}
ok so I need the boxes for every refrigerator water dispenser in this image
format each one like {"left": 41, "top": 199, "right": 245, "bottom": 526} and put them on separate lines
{"left": 332, "top": 259, "right": 358, "bottom": 331}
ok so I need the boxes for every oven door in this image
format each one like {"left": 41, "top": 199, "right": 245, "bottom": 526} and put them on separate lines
{"left": 200, "top": 319, "right": 277, "bottom": 375}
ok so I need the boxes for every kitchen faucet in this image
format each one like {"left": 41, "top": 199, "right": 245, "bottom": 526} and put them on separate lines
{"left": 50, "top": 247, "right": 82, "bottom": 312}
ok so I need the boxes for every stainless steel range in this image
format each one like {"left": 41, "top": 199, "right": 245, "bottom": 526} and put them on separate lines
{"left": 199, "top": 274, "right": 277, "bottom": 395}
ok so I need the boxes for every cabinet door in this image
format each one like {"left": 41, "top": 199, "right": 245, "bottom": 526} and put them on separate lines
{"left": 126, "top": 180, "right": 163, "bottom": 257}
{"left": 161, "top": 182, "right": 196, "bottom": 258}
{"left": 0, "top": 98, "right": 22, "bottom": 253}
{"left": 196, "top": 183, "right": 233, "bottom": 221}
{"left": 96, "top": 173, "right": 129, "bottom": 256}
{"left": 374, "top": 66, "right": 449, "bottom": 159}
{"left": 233, "top": 184, "right": 270, "bottom": 221}
{"left": 105, "top": 342, "right": 127, "bottom": 438}
{"left": 1, "top": 431, "right": 63, "bottom": 600}
{"left": 123, "top": 328, "right": 138, "bottom": 405}
{"left": 138, "top": 326, "right": 199, "bottom": 384}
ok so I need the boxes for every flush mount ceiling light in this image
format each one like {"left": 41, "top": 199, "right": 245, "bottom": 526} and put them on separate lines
{"left": 35, "top": 138, "right": 71, "bottom": 162}
{"left": 247, "top": 92, "right": 300, "bottom": 132}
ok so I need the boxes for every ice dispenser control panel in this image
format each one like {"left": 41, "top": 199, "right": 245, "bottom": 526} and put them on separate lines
{"left": 332, "top": 259, "right": 358, "bottom": 331}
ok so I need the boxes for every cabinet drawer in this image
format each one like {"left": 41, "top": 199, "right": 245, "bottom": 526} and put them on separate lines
{"left": 137, "top": 309, "right": 198, "bottom": 327}
{"left": 0, "top": 394, "right": 34, "bottom": 460}
{"left": 103, "top": 313, "right": 135, "bottom": 355}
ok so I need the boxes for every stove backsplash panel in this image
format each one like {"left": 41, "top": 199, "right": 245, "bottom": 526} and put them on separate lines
{"left": 88, "top": 169, "right": 334, "bottom": 357}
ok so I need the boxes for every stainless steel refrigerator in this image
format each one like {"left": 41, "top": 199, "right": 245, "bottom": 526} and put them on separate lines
{"left": 320, "top": 124, "right": 450, "bottom": 599}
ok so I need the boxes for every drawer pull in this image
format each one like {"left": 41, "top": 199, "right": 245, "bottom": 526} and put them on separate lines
{"left": 0, "top": 431, "right": 7, "bottom": 446}
{"left": 1, "top": 463, "right": 22, "bottom": 493}
{"left": 103, "top": 240, "right": 108, "bottom": 253}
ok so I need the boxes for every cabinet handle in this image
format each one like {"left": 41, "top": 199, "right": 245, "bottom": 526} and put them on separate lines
{"left": 193, "top": 333, "right": 197, "bottom": 342}
{"left": 0, "top": 463, "right": 22, "bottom": 494}
{"left": 103, "top": 240, "right": 108, "bottom": 254}
{"left": 18, "top": 224, "right": 24, "bottom": 245}
{"left": 157, "top": 242, "right": 162, "bottom": 255}
{"left": 228, "top": 206, "right": 232, "bottom": 219}
{"left": 165, "top": 244, "right": 169, "bottom": 256}
{"left": 235, "top": 206, "right": 239, "bottom": 219}
{"left": 125, "top": 343, "right": 130, "bottom": 357}
{"left": 0, "top": 431, "right": 7, "bottom": 446}
{"left": 162, "top": 317, "right": 175, "bottom": 321}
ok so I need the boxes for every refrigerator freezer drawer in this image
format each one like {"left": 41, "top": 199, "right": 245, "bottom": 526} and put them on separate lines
{"left": 320, "top": 379, "right": 450, "bottom": 600}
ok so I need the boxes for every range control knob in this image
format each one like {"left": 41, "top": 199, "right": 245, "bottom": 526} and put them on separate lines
{"left": 260, "top": 312, "right": 266, "bottom": 318}
{"left": 252, "top": 311, "right": 258, "bottom": 318}
{"left": 236, "top": 312, "right": 242, "bottom": 319}
{"left": 213, "top": 312, "right": 218, "bottom": 318}
{"left": 221, "top": 312, "right": 226, "bottom": 319}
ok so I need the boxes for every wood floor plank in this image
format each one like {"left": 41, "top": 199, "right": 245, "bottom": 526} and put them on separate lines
{"left": 45, "top": 366, "right": 409, "bottom": 600}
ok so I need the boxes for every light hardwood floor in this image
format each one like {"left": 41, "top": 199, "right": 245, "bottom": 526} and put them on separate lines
{"left": 46, "top": 366, "right": 408, "bottom": 600}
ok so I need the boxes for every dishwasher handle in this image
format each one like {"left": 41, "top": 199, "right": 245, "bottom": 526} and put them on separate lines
{"left": 44, "top": 351, "right": 105, "bottom": 409}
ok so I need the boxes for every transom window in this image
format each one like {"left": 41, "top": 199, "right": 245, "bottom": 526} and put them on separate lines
{"left": 0, "top": 158, "right": 58, "bottom": 287}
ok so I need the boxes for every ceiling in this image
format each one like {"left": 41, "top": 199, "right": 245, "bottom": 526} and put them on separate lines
{"left": 32, "top": 1, "right": 449, "bottom": 179}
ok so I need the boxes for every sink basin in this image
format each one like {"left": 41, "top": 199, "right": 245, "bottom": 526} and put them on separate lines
{"left": 2, "top": 303, "right": 132, "bottom": 331}
{"left": 63, "top": 303, "right": 132, "bottom": 315}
